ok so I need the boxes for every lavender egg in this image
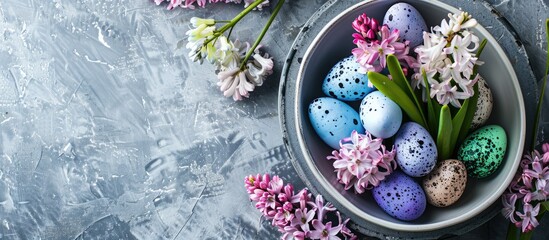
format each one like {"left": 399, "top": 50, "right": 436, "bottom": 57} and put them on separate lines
{"left": 383, "top": 2, "right": 427, "bottom": 48}
{"left": 322, "top": 55, "right": 375, "bottom": 101}
{"left": 395, "top": 122, "right": 437, "bottom": 177}
{"left": 309, "top": 97, "right": 365, "bottom": 149}
{"left": 373, "top": 171, "right": 427, "bottom": 221}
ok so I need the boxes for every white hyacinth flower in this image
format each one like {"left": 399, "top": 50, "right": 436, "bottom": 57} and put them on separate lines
{"left": 448, "top": 11, "right": 478, "bottom": 33}
{"left": 214, "top": 38, "right": 273, "bottom": 101}
{"left": 185, "top": 23, "right": 215, "bottom": 42}
{"left": 216, "top": 38, "right": 248, "bottom": 69}
{"left": 217, "top": 67, "right": 255, "bottom": 101}
{"left": 187, "top": 38, "right": 206, "bottom": 63}
{"left": 433, "top": 18, "right": 454, "bottom": 37}
{"left": 185, "top": 23, "right": 216, "bottom": 63}
{"left": 412, "top": 11, "right": 483, "bottom": 108}
{"left": 190, "top": 17, "right": 215, "bottom": 28}
{"left": 444, "top": 31, "right": 479, "bottom": 67}
{"left": 245, "top": 52, "right": 274, "bottom": 86}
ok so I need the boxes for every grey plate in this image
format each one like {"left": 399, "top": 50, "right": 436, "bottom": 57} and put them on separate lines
{"left": 279, "top": 0, "right": 536, "bottom": 239}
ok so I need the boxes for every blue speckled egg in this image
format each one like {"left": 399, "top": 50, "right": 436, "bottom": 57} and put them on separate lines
{"left": 395, "top": 122, "right": 438, "bottom": 177}
{"left": 373, "top": 171, "right": 426, "bottom": 221}
{"left": 457, "top": 125, "right": 507, "bottom": 178}
{"left": 322, "top": 55, "right": 375, "bottom": 101}
{"left": 383, "top": 2, "right": 427, "bottom": 48}
{"left": 359, "top": 91, "right": 402, "bottom": 138}
{"left": 309, "top": 97, "right": 365, "bottom": 149}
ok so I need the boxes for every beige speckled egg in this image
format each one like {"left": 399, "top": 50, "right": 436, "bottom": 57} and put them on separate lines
{"left": 471, "top": 75, "right": 493, "bottom": 129}
{"left": 422, "top": 159, "right": 467, "bottom": 207}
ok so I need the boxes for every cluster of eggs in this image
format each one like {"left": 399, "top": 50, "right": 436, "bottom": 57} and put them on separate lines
{"left": 308, "top": 3, "right": 508, "bottom": 221}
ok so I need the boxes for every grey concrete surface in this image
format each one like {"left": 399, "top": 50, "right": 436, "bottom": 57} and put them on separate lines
{"left": 0, "top": 0, "right": 546, "bottom": 239}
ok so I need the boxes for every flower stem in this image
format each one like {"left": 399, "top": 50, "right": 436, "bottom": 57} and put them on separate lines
{"left": 204, "top": 0, "right": 266, "bottom": 45}
{"left": 217, "top": 0, "right": 266, "bottom": 33}
{"left": 519, "top": 230, "right": 534, "bottom": 240}
{"left": 531, "top": 18, "right": 549, "bottom": 150}
{"left": 227, "top": 26, "right": 234, "bottom": 39}
{"left": 507, "top": 222, "right": 517, "bottom": 240}
{"left": 240, "top": 0, "right": 285, "bottom": 70}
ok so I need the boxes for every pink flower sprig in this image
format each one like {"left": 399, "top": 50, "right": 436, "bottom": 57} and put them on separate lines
{"left": 502, "top": 143, "right": 549, "bottom": 233}
{"left": 245, "top": 174, "right": 357, "bottom": 240}
{"left": 327, "top": 130, "right": 397, "bottom": 194}
{"left": 154, "top": 0, "right": 269, "bottom": 10}
{"left": 351, "top": 14, "right": 416, "bottom": 76}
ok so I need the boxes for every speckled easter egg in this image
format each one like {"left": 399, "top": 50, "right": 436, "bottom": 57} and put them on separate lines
{"left": 359, "top": 91, "right": 402, "bottom": 138}
{"left": 457, "top": 125, "right": 507, "bottom": 178}
{"left": 422, "top": 159, "right": 468, "bottom": 207}
{"left": 395, "top": 122, "right": 438, "bottom": 177}
{"left": 472, "top": 75, "right": 493, "bottom": 129}
{"left": 373, "top": 171, "right": 426, "bottom": 221}
{"left": 309, "top": 97, "right": 365, "bottom": 149}
{"left": 322, "top": 55, "right": 375, "bottom": 101}
{"left": 383, "top": 2, "right": 427, "bottom": 48}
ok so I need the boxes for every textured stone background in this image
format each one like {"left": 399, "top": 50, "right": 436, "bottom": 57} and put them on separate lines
{"left": 0, "top": 0, "right": 546, "bottom": 239}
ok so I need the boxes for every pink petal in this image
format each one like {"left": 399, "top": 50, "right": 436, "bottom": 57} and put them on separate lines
{"left": 312, "top": 219, "right": 324, "bottom": 231}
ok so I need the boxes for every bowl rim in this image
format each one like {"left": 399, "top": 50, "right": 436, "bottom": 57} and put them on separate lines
{"left": 292, "top": 0, "right": 525, "bottom": 232}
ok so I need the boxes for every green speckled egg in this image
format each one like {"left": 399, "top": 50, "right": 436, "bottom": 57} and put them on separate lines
{"left": 457, "top": 125, "right": 507, "bottom": 178}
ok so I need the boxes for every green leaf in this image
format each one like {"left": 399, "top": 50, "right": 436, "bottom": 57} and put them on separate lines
{"left": 368, "top": 71, "right": 427, "bottom": 128}
{"left": 458, "top": 83, "right": 479, "bottom": 143}
{"left": 386, "top": 54, "right": 427, "bottom": 127}
{"left": 472, "top": 39, "right": 488, "bottom": 75}
{"left": 542, "top": 200, "right": 549, "bottom": 211}
{"left": 450, "top": 99, "right": 469, "bottom": 155}
{"left": 506, "top": 221, "right": 518, "bottom": 240}
{"left": 422, "top": 70, "right": 438, "bottom": 137}
{"left": 433, "top": 99, "right": 442, "bottom": 116}
{"left": 387, "top": 54, "right": 410, "bottom": 96}
{"left": 506, "top": 222, "right": 518, "bottom": 240}
{"left": 519, "top": 230, "right": 534, "bottom": 240}
{"left": 437, "top": 105, "right": 453, "bottom": 160}
{"left": 531, "top": 18, "right": 549, "bottom": 150}
{"left": 455, "top": 38, "right": 486, "bottom": 145}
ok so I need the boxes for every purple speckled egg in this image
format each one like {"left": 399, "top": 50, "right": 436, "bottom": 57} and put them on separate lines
{"left": 383, "top": 2, "right": 427, "bottom": 48}
{"left": 372, "top": 171, "right": 426, "bottom": 221}
{"left": 395, "top": 122, "right": 438, "bottom": 177}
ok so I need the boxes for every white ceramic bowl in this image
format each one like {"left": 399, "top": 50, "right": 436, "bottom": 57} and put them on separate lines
{"left": 280, "top": 0, "right": 525, "bottom": 237}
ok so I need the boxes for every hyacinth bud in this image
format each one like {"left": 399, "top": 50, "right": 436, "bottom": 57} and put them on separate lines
{"left": 543, "top": 143, "right": 549, "bottom": 154}
{"left": 352, "top": 13, "right": 381, "bottom": 43}
{"left": 282, "top": 201, "right": 293, "bottom": 211}
{"left": 366, "top": 29, "right": 376, "bottom": 40}
{"left": 369, "top": 18, "right": 379, "bottom": 32}
{"left": 278, "top": 193, "right": 289, "bottom": 202}
{"left": 352, "top": 14, "right": 369, "bottom": 33}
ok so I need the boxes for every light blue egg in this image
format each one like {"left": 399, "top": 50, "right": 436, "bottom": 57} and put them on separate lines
{"left": 383, "top": 2, "right": 427, "bottom": 48}
{"left": 359, "top": 91, "right": 402, "bottom": 138}
{"left": 395, "top": 122, "right": 437, "bottom": 177}
{"left": 309, "top": 97, "right": 365, "bottom": 149}
{"left": 322, "top": 55, "right": 375, "bottom": 101}
{"left": 373, "top": 171, "right": 427, "bottom": 221}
